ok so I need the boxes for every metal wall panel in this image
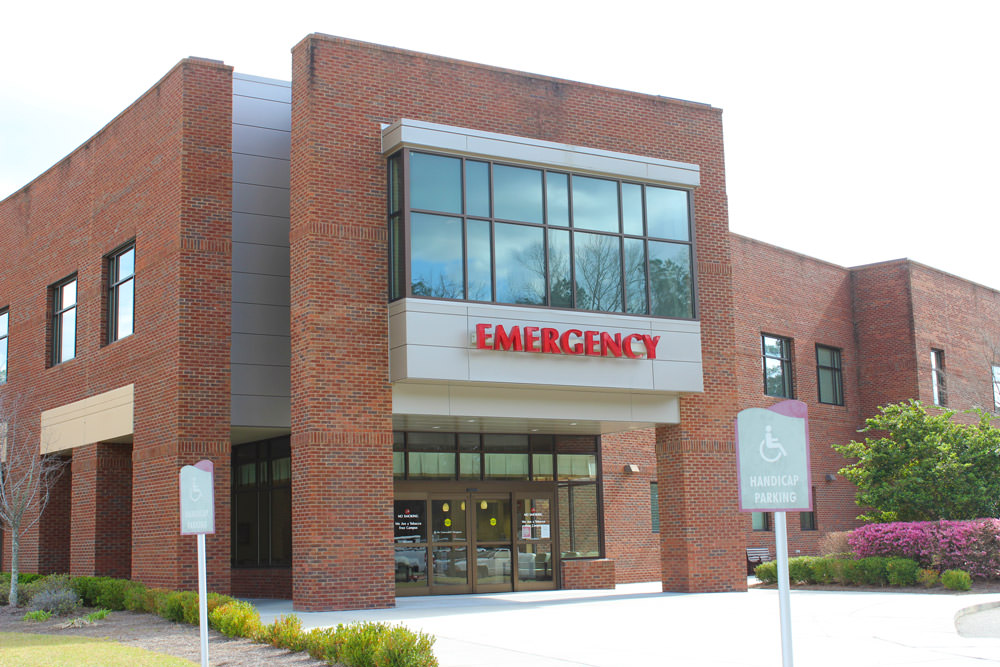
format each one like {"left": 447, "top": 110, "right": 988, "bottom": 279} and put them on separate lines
{"left": 232, "top": 212, "right": 289, "bottom": 246}
{"left": 233, "top": 154, "right": 291, "bottom": 189}
{"left": 232, "top": 124, "right": 290, "bottom": 160}
{"left": 232, "top": 273, "right": 291, "bottom": 305}
{"left": 232, "top": 242, "right": 291, "bottom": 276}
{"left": 231, "top": 75, "right": 291, "bottom": 429}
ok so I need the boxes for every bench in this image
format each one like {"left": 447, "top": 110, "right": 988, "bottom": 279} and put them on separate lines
{"left": 746, "top": 547, "right": 772, "bottom": 575}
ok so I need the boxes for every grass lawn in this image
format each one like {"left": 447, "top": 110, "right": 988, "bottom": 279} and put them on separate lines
{"left": 0, "top": 632, "right": 197, "bottom": 666}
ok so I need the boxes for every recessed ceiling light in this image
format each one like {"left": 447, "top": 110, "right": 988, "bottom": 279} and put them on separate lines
{"left": 466, "top": 419, "right": 476, "bottom": 423}
{"left": 530, "top": 428, "right": 539, "bottom": 432}
{"left": 569, "top": 423, "right": 577, "bottom": 426}
{"left": 432, "top": 426, "right": 441, "bottom": 429}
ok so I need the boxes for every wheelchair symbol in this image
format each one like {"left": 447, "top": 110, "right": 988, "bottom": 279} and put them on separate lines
{"left": 759, "top": 425, "right": 788, "bottom": 463}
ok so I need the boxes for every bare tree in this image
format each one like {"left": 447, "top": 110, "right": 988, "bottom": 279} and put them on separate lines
{"left": 0, "top": 392, "right": 67, "bottom": 606}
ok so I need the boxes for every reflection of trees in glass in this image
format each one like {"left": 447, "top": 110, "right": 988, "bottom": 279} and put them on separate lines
{"left": 649, "top": 256, "right": 691, "bottom": 318}
{"left": 623, "top": 240, "right": 647, "bottom": 314}
{"left": 502, "top": 241, "right": 544, "bottom": 305}
{"left": 412, "top": 274, "right": 463, "bottom": 299}
{"left": 548, "top": 246, "right": 573, "bottom": 308}
{"left": 575, "top": 233, "right": 622, "bottom": 312}
{"left": 764, "top": 358, "right": 788, "bottom": 396}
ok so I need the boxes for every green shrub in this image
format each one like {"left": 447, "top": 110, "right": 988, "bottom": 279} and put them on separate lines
{"left": 181, "top": 593, "right": 202, "bottom": 625}
{"left": 263, "top": 615, "right": 306, "bottom": 651}
{"left": 855, "top": 557, "right": 889, "bottom": 586}
{"left": 885, "top": 557, "right": 920, "bottom": 586}
{"left": 71, "top": 576, "right": 103, "bottom": 607}
{"left": 209, "top": 600, "right": 265, "bottom": 639}
{"left": 809, "top": 557, "right": 841, "bottom": 584}
{"left": 304, "top": 626, "right": 343, "bottom": 663}
{"left": 122, "top": 582, "right": 149, "bottom": 611}
{"left": 162, "top": 591, "right": 197, "bottom": 623}
{"left": 22, "top": 610, "right": 52, "bottom": 622}
{"left": 98, "top": 579, "right": 139, "bottom": 611}
{"left": 918, "top": 568, "right": 940, "bottom": 588}
{"left": 942, "top": 569, "right": 972, "bottom": 591}
{"left": 372, "top": 625, "right": 438, "bottom": 667}
{"left": 754, "top": 560, "right": 778, "bottom": 584}
{"left": 788, "top": 557, "right": 816, "bottom": 584}
{"left": 339, "top": 622, "right": 392, "bottom": 667}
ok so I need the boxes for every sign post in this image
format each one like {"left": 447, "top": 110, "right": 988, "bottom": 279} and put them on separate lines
{"left": 736, "top": 400, "right": 811, "bottom": 667}
{"left": 180, "top": 460, "right": 215, "bottom": 667}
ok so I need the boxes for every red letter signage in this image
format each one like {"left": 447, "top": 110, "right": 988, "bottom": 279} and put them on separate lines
{"left": 474, "top": 323, "right": 661, "bottom": 359}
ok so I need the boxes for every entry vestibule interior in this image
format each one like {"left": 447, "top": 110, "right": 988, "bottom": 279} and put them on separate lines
{"left": 395, "top": 489, "right": 556, "bottom": 595}
{"left": 393, "top": 430, "right": 602, "bottom": 595}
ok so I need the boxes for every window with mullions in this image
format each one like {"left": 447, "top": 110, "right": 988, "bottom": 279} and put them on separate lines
{"left": 51, "top": 276, "right": 77, "bottom": 365}
{"left": 232, "top": 437, "right": 291, "bottom": 567}
{"left": 108, "top": 243, "right": 135, "bottom": 343}
{"left": 0, "top": 309, "right": 8, "bottom": 384}
{"left": 389, "top": 151, "right": 695, "bottom": 319}
{"left": 394, "top": 432, "right": 576, "bottom": 482}
{"left": 931, "top": 348, "right": 946, "bottom": 406}
{"left": 762, "top": 334, "right": 793, "bottom": 398}
{"left": 816, "top": 345, "right": 843, "bottom": 406}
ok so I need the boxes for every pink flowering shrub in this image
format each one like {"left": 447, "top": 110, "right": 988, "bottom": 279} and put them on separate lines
{"left": 850, "top": 519, "right": 1000, "bottom": 579}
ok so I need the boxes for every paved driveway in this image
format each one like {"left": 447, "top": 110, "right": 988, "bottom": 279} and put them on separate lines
{"left": 253, "top": 582, "right": 1000, "bottom": 666}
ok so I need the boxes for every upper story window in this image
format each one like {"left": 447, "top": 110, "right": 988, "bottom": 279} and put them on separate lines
{"left": 993, "top": 365, "right": 1000, "bottom": 411}
{"left": 0, "top": 309, "right": 8, "bottom": 384}
{"left": 762, "top": 334, "right": 793, "bottom": 398}
{"left": 52, "top": 277, "right": 77, "bottom": 365}
{"left": 108, "top": 243, "right": 135, "bottom": 343}
{"left": 931, "top": 348, "right": 946, "bottom": 406}
{"left": 816, "top": 345, "right": 843, "bottom": 405}
{"left": 388, "top": 150, "right": 695, "bottom": 319}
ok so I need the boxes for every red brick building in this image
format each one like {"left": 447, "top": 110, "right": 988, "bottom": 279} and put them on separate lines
{"left": 1, "top": 35, "right": 997, "bottom": 611}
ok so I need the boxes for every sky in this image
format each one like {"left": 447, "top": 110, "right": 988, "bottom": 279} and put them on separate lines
{"left": 2, "top": 1, "right": 998, "bottom": 288}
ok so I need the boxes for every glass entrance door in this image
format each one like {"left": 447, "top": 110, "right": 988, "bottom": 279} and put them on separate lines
{"left": 429, "top": 497, "right": 471, "bottom": 594}
{"left": 515, "top": 494, "right": 556, "bottom": 590}
{"left": 473, "top": 496, "right": 513, "bottom": 593}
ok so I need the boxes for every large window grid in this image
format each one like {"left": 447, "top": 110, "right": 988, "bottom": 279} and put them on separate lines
{"left": 51, "top": 276, "right": 77, "bottom": 366}
{"left": 107, "top": 243, "right": 135, "bottom": 343}
{"left": 816, "top": 345, "right": 843, "bottom": 405}
{"left": 394, "top": 432, "right": 597, "bottom": 484}
{"left": 388, "top": 150, "right": 696, "bottom": 319}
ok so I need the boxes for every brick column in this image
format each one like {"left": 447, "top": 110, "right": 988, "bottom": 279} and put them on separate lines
{"left": 71, "top": 443, "right": 132, "bottom": 578}
{"left": 37, "top": 457, "right": 71, "bottom": 574}
{"left": 656, "top": 425, "right": 745, "bottom": 592}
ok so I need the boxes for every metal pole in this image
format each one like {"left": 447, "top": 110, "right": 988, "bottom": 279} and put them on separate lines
{"left": 197, "top": 533, "right": 209, "bottom": 667}
{"left": 774, "top": 511, "right": 793, "bottom": 666}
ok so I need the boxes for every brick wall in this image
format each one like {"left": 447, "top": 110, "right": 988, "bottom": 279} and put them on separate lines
{"left": 562, "top": 558, "right": 616, "bottom": 589}
{"left": 908, "top": 263, "right": 1000, "bottom": 415}
{"left": 0, "top": 58, "right": 233, "bottom": 590}
{"left": 731, "top": 236, "right": 865, "bottom": 555}
{"left": 601, "top": 429, "right": 660, "bottom": 582}
{"left": 232, "top": 567, "right": 293, "bottom": 599}
{"left": 71, "top": 442, "right": 132, "bottom": 578}
{"left": 289, "top": 34, "right": 738, "bottom": 605}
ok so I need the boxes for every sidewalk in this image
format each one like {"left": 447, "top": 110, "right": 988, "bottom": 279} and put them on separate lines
{"left": 251, "top": 582, "right": 1000, "bottom": 666}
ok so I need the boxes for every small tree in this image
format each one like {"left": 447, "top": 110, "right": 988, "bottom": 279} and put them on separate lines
{"left": 0, "top": 392, "right": 67, "bottom": 606}
{"left": 835, "top": 400, "right": 1000, "bottom": 522}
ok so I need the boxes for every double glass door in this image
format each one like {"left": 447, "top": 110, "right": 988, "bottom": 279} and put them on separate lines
{"left": 394, "top": 491, "right": 555, "bottom": 595}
